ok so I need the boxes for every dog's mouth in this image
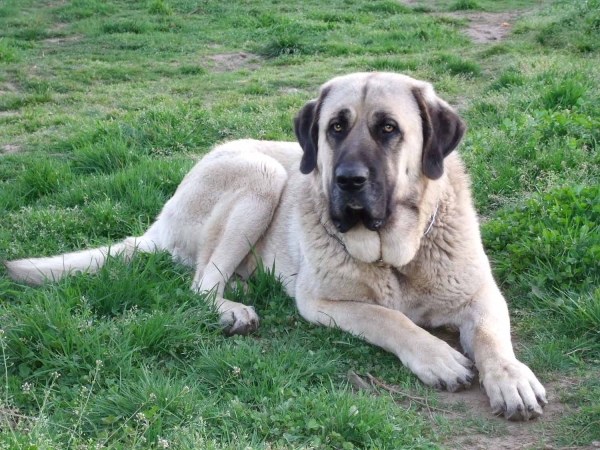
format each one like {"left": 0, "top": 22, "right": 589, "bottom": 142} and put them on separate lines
{"left": 329, "top": 179, "right": 389, "bottom": 234}
{"left": 331, "top": 203, "right": 387, "bottom": 233}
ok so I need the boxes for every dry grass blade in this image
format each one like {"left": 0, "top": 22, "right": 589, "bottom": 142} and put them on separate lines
{"left": 347, "top": 370, "right": 372, "bottom": 391}
{"left": 365, "top": 373, "right": 461, "bottom": 418}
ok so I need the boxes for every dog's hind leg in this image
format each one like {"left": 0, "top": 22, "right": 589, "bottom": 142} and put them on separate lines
{"left": 192, "top": 196, "right": 277, "bottom": 336}
{"left": 191, "top": 154, "right": 288, "bottom": 336}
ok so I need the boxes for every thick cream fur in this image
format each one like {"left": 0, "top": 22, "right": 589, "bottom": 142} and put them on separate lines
{"left": 5, "top": 73, "right": 546, "bottom": 421}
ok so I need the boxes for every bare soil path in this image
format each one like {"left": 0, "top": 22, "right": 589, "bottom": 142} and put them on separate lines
{"left": 398, "top": 1, "right": 529, "bottom": 43}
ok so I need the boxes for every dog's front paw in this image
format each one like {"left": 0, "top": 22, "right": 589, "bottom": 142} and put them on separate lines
{"left": 480, "top": 358, "right": 547, "bottom": 421}
{"left": 220, "top": 304, "right": 259, "bottom": 337}
{"left": 404, "top": 338, "right": 475, "bottom": 393}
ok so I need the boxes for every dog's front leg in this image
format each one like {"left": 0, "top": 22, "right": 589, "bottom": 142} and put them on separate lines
{"left": 296, "top": 295, "right": 474, "bottom": 392}
{"left": 459, "top": 281, "right": 547, "bottom": 421}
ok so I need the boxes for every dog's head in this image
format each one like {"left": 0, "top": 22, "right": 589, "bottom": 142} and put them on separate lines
{"left": 294, "top": 72, "right": 465, "bottom": 265}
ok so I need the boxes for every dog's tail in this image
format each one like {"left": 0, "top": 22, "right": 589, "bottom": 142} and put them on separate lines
{"left": 3, "top": 235, "right": 161, "bottom": 286}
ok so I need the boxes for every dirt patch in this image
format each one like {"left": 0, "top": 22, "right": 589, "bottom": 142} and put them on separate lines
{"left": 279, "top": 87, "right": 301, "bottom": 95}
{"left": 397, "top": 0, "right": 528, "bottom": 43}
{"left": 50, "top": 22, "right": 68, "bottom": 30}
{"left": 414, "top": 328, "right": 572, "bottom": 449}
{"left": 2, "top": 82, "right": 20, "bottom": 93}
{"left": 0, "top": 111, "right": 20, "bottom": 119}
{"left": 437, "top": 11, "right": 525, "bottom": 43}
{"left": 43, "top": 35, "right": 82, "bottom": 45}
{"left": 439, "top": 379, "right": 568, "bottom": 449}
{"left": 40, "top": 0, "right": 68, "bottom": 7}
{"left": 1, "top": 144, "right": 22, "bottom": 155}
{"left": 207, "top": 53, "right": 262, "bottom": 72}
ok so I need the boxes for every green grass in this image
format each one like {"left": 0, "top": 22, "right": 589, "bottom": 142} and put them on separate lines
{"left": 449, "top": 0, "right": 482, "bottom": 11}
{"left": 0, "top": 0, "right": 599, "bottom": 448}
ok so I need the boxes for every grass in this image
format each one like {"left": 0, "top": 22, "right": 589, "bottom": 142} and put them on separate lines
{"left": 0, "top": 0, "right": 599, "bottom": 448}
{"left": 449, "top": 0, "right": 482, "bottom": 11}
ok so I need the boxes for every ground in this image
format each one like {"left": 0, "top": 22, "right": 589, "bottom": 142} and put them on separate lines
{"left": 0, "top": 0, "right": 598, "bottom": 449}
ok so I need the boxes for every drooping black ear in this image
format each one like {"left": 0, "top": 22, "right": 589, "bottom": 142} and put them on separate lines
{"left": 293, "top": 99, "right": 319, "bottom": 174}
{"left": 411, "top": 87, "right": 466, "bottom": 180}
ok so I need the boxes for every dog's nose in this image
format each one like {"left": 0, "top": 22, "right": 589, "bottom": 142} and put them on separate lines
{"left": 335, "top": 163, "right": 369, "bottom": 192}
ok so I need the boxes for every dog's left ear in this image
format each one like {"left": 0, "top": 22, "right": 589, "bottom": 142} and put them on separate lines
{"left": 293, "top": 99, "right": 319, "bottom": 174}
{"left": 411, "top": 87, "right": 466, "bottom": 180}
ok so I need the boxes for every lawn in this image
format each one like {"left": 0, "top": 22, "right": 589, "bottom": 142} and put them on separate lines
{"left": 0, "top": 0, "right": 598, "bottom": 448}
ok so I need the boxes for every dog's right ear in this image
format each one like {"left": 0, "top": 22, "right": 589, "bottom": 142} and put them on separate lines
{"left": 293, "top": 99, "right": 319, "bottom": 174}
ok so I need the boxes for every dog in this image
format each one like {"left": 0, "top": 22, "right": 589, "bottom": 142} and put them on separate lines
{"left": 5, "top": 72, "right": 547, "bottom": 421}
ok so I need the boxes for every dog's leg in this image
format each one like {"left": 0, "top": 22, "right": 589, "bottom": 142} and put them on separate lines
{"left": 191, "top": 197, "right": 275, "bottom": 336}
{"left": 190, "top": 152, "right": 287, "bottom": 336}
{"left": 296, "top": 295, "right": 475, "bottom": 392}
{"left": 459, "top": 281, "right": 547, "bottom": 421}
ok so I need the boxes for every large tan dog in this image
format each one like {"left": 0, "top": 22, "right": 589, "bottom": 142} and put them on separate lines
{"left": 5, "top": 72, "right": 547, "bottom": 421}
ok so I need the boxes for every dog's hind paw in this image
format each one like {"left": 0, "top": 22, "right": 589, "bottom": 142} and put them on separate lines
{"left": 220, "top": 304, "right": 259, "bottom": 337}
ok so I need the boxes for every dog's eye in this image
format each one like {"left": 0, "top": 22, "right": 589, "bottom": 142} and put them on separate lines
{"left": 382, "top": 124, "right": 395, "bottom": 133}
{"left": 331, "top": 123, "right": 343, "bottom": 133}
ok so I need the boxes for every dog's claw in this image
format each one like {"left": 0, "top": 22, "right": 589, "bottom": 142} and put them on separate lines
{"left": 220, "top": 305, "right": 259, "bottom": 337}
{"left": 224, "top": 318, "right": 258, "bottom": 337}
{"left": 481, "top": 358, "right": 547, "bottom": 421}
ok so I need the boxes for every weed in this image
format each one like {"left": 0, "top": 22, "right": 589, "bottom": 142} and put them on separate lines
{"left": 359, "top": 1, "right": 410, "bottom": 14}
{"left": 148, "top": 0, "right": 172, "bottom": 16}
{"left": 0, "top": 38, "right": 17, "bottom": 62}
{"left": 540, "top": 78, "right": 587, "bottom": 110}
{"left": 54, "top": 0, "right": 115, "bottom": 21}
{"left": 432, "top": 54, "right": 481, "bottom": 77}
{"left": 488, "top": 68, "right": 525, "bottom": 90}
{"left": 411, "top": 6, "right": 435, "bottom": 13}
{"left": 179, "top": 65, "right": 206, "bottom": 75}
{"left": 449, "top": 0, "right": 482, "bottom": 11}
{"left": 19, "top": 158, "right": 73, "bottom": 203}
{"left": 482, "top": 186, "right": 600, "bottom": 355}
{"left": 102, "top": 20, "right": 149, "bottom": 35}
{"left": 365, "top": 56, "right": 420, "bottom": 72}
{"left": 71, "top": 138, "right": 141, "bottom": 175}
{"left": 259, "top": 32, "right": 314, "bottom": 58}
{"left": 537, "top": 0, "right": 600, "bottom": 52}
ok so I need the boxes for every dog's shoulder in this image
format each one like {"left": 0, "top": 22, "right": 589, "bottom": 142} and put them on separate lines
{"left": 406, "top": 152, "right": 491, "bottom": 301}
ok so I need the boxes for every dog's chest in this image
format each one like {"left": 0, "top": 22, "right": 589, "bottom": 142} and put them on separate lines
{"left": 316, "top": 259, "right": 408, "bottom": 307}
{"left": 317, "top": 257, "right": 468, "bottom": 325}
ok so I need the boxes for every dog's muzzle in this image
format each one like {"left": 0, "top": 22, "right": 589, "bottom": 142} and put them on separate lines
{"left": 330, "top": 162, "right": 388, "bottom": 233}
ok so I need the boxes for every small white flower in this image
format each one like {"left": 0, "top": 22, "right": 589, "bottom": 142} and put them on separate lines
{"left": 232, "top": 366, "right": 241, "bottom": 377}
{"left": 21, "top": 382, "right": 32, "bottom": 394}
{"left": 157, "top": 436, "right": 169, "bottom": 448}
